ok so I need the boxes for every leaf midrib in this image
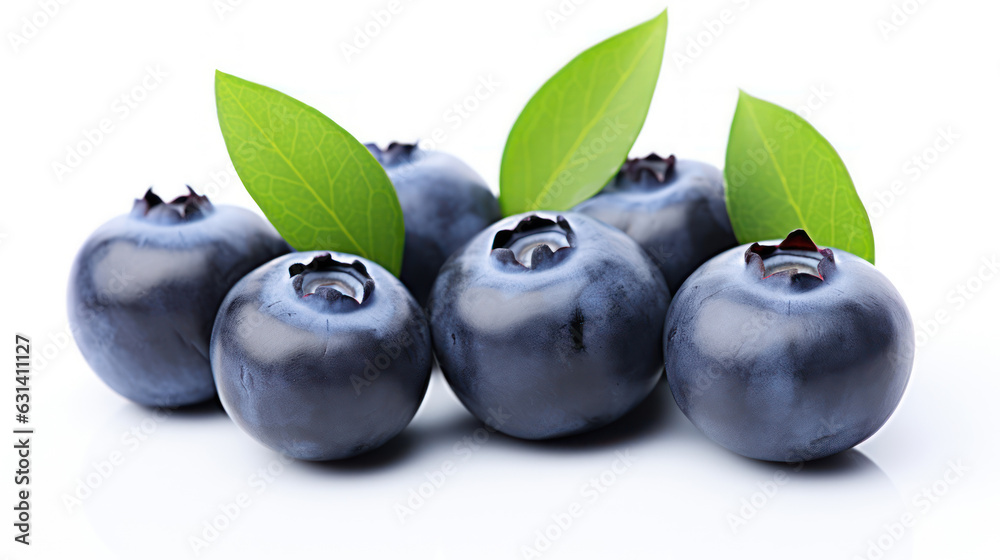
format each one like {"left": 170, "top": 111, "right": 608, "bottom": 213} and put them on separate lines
{"left": 222, "top": 81, "right": 366, "bottom": 257}
{"left": 527, "top": 29, "right": 662, "bottom": 211}
{"left": 743, "top": 100, "right": 807, "bottom": 229}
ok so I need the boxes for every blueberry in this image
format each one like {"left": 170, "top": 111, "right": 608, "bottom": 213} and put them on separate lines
{"left": 68, "top": 188, "right": 290, "bottom": 407}
{"left": 663, "top": 230, "right": 914, "bottom": 462}
{"left": 211, "top": 251, "right": 433, "bottom": 461}
{"left": 428, "top": 212, "right": 671, "bottom": 439}
{"left": 367, "top": 142, "right": 501, "bottom": 306}
{"left": 573, "top": 153, "right": 738, "bottom": 293}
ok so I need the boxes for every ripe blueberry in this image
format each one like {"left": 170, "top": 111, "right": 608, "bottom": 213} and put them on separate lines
{"left": 663, "top": 230, "right": 914, "bottom": 462}
{"left": 428, "top": 212, "right": 671, "bottom": 439}
{"left": 68, "top": 188, "right": 290, "bottom": 407}
{"left": 367, "top": 142, "right": 501, "bottom": 306}
{"left": 211, "top": 251, "right": 433, "bottom": 461}
{"left": 573, "top": 153, "right": 738, "bottom": 293}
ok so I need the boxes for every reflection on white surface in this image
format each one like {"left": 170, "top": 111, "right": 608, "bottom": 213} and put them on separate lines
{"left": 69, "top": 374, "right": 915, "bottom": 559}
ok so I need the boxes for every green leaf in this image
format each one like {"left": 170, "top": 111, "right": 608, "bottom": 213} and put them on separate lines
{"left": 499, "top": 9, "right": 668, "bottom": 215}
{"left": 724, "top": 91, "right": 875, "bottom": 264}
{"left": 215, "top": 70, "right": 404, "bottom": 276}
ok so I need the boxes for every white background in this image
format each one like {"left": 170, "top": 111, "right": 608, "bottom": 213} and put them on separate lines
{"left": 3, "top": 0, "right": 999, "bottom": 558}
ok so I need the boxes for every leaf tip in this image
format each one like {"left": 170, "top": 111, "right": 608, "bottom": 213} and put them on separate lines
{"left": 737, "top": 89, "right": 756, "bottom": 104}
{"left": 214, "top": 70, "right": 239, "bottom": 99}
{"left": 642, "top": 8, "right": 668, "bottom": 35}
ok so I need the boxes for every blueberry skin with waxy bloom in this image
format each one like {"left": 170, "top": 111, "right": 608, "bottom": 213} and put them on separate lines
{"left": 68, "top": 188, "right": 291, "bottom": 407}
{"left": 573, "top": 153, "right": 738, "bottom": 293}
{"left": 428, "top": 212, "right": 671, "bottom": 440}
{"left": 664, "top": 230, "right": 914, "bottom": 462}
{"left": 367, "top": 142, "right": 501, "bottom": 306}
{"left": 211, "top": 251, "right": 433, "bottom": 461}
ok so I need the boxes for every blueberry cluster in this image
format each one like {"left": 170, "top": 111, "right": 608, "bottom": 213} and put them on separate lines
{"left": 69, "top": 150, "right": 913, "bottom": 463}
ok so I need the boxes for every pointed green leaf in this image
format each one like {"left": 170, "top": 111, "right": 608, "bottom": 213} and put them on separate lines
{"left": 725, "top": 91, "right": 875, "bottom": 263}
{"left": 499, "top": 10, "right": 668, "bottom": 215}
{"left": 215, "top": 70, "right": 404, "bottom": 276}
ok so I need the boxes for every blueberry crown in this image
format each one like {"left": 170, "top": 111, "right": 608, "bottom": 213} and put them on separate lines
{"left": 130, "top": 187, "right": 214, "bottom": 224}
{"left": 289, "top": 253, "right": 376, "bottom": 308}
{"left": 744, "top": 229, "right": 837, "bottom": 290}
{"left": 491, "top": 215, "right": 576, "bottom": 271}
{"left": 620, "top": 153, "right": 677, "bottom": 184}
{"left": 366, "top": 141, "right": 418, "bottom": 167}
